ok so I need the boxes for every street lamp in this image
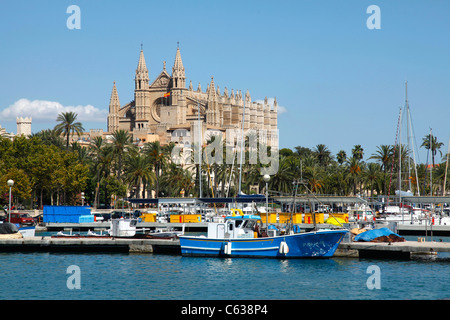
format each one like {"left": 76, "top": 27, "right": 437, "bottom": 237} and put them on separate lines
{"left": 7, "top": 179, "right": 14, "bottom": 223}
{"left": 263, "top": 174, "right": 270, "bottom": 228}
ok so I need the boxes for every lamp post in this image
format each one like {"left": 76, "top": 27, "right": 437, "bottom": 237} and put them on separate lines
{"left": 7, "top": 179, "right": 14, "bottom": 223}
{"left": 263, "top": 174, "right": 270, "bottom": 228}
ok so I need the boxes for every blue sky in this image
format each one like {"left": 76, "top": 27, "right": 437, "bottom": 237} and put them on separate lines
{"left": 0, "top": 0, "right": 449, "bottom": 163}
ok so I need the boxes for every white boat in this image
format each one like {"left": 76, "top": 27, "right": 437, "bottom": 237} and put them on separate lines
{"left": 18, "top": 226, "right": 35, "bottom": 238}
{"left": 109, "top": 219, "right": 137, "bottom": 237}
{"left": 143, "top": 225, "right": 185, "bottom": 239}
{"left": 347, "top": 204, "right": 374, "bottom": 222}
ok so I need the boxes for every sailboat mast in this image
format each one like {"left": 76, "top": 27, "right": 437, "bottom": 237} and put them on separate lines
{"left": 429, "top": 128, "right": 433, "bottom": 195}
{"left": 405, "top": 82, "right": 412, "bottom": 192}
{"left": 444, "top": 136, "right": 450, "bottom": 195}
{"left": 398, "top": 106, "right": 402, "bottom": 206}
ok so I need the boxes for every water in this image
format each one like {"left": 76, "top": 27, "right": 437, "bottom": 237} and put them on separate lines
{"left": 0, "top": 252, "right": 449, "bottom": 300}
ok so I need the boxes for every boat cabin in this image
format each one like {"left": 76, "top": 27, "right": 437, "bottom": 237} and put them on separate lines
{"left": 206, "top": 215, "right": 271, "bottom": 239}
{"left": 110, "top": 219, "right": 137, "bottom": 237}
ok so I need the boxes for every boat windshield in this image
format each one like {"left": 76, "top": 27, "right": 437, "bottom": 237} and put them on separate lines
{"left": 234, "top": 219, "right": 244, "bottom": 228}
{"left": 242, "top": 220, "right": 256, "bottom": 229}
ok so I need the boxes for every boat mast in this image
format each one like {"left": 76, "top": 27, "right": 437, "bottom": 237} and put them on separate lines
{"left": 443, "top": 136, "right": 450, "bottom": 195}
{"left": 429, "top": 128, "right": 433, "bottom": 195}
{"left": 398, "top": 106, "right": 402, "bottom": 208}
{"left": 404, "top": 82, "right": 420, "bottom": 195}
{"left": 405, "top": 82, "right": 412, "bottom": 192}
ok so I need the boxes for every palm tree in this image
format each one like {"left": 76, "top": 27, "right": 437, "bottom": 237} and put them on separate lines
{"left": 421, "top": 133, "right": 444, "bottom": 167}
{"left": 143, "top": 141, "right": 169, "bottom": 197}
{"left": 305, "top": 165, "right": 324, "bottom": 193}
{"left": 160, "top": 162, "right": 195, "bottom": 197}
{"left": 54, "top": 112, "right": 85, "bottom": 149}
{"left": 352, "top": 145, "right": 364, "bottom": 161}
{"left": 110, "top": 130, "right": 132, "bottom": 181}
{"left": 369, "top": 145, "right": 393, "bottom": 194}
{"left": 347, "top": 156, "right": 362, "bottom": 195}
{"left": 124, "top": 152, "right": 154, "bottom": 198}
{"left": 313, "top": 144, "right": 332, "bottom": 167}
{"left": 336, "top": 150, "right": 347, "bottom": 166}
{"left": 31, "top": 129, "right": 65, "bottom": 149}
{"left": 89, "top": 136, "right": 105, "bottom": 208}
{"left": 363, "top": 162, "right": 382, "bottom": 197}
{"left": 267, "top": 156, "right": 296, "bottom": 195}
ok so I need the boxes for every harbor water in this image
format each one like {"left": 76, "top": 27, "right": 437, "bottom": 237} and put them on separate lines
{"left": 0, "top": 249, "right": 449, "bottom": 300}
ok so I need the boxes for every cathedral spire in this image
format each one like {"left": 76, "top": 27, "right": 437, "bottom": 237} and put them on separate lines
{"left": 108, "top": 81, "right": 120, "bottom": 132}
{"left": 172, "top": 47, "right": 184, "bottom": 75}
{"left": 137, "top": 49, "right": 148, "bottom": 73}
{"left": 135, "top": 48, "right": 149, "bottom": 90}
{"left": 208, "top": 76, "right": 216, "bottom": 98}
{"left": 110, "top": 81, "right": 120, "bottom": 106}
{"left": 172, "top": 46, "right": 185, "bottom": 88}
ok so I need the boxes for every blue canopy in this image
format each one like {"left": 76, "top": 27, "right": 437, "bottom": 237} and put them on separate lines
{"left": 225, "top": 214, "right": 261, "bottom": 220}
{"left": 354, "top": 228, "right": 401, "bottom": 242}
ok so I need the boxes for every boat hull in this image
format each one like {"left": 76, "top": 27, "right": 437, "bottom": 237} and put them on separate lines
{"left": 18, "top": 226, "right": 35, "bottom": 238}
{"left": 180, "top": 230, "right": 347, "bottom": 258}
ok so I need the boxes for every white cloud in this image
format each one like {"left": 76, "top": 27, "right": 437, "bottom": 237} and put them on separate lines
{"left": 0, "top": 98, "right": 108, "bottom": 122}
{"left": 255, "top": 97, "right": 287, "bottom": 115}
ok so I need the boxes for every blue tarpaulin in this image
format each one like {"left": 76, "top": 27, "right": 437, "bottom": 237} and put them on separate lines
{"left": 43, "top": 206, "right": 91, "bottom": 223}
{"left": 354, "top": 227, "right": 401, "bottom": 242}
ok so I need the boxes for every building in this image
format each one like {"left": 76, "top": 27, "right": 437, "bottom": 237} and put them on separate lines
{"left": 16, "top": 117, "right": 32, "bottom": 137}
{"left": 0, "top": 117, "right": 32, "bottom": 140}
{"left": 107, "top": 46, "right": 278, "bottom": 148}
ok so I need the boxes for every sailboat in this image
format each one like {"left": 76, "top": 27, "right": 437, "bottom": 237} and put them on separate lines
{"left": 381, "top": 82, "right": 426, "bottom": 222}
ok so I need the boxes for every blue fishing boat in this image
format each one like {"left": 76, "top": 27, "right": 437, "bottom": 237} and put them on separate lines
{"left": 179, "top": 215, "right": 347, "bottom": 258}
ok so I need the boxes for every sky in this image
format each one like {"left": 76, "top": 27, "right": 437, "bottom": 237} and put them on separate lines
{"left": 0, "top": 0, "right": 449, "bottom": 164}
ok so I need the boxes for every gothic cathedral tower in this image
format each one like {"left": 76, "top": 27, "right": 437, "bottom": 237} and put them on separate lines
{"left": 135, "top": 49, "right": 150, "bottom": 131}
{"left": 107, "top": 81, "right": 120, "bottom": 132}
{"left": 171, "top": 46, "right": 187, "bottom": 124}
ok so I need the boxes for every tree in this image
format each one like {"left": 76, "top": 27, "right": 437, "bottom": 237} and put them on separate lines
{"left": 0, "top": 168, "right": 32, "bottom": 207}
{"left": 347, "top": 156, "right": 362, "bottom": 195}
{"left": 363, "top": 163, "right": 382, "bottom": 197}
{"left": 421, "top": 133, "right": 444, "bottom": 167}
{"left": 31, "top": 129, "right": 65, "bottom": 149}
{"left": 89, "top": 136, "right": 105, "bottom": 208}
{"left": 305, "top": 165, "right": 324, "bottom": 193}
{"left": 369, "top": 145, "right": 393, "bottom": 194}
{"left": 110, "top": 129, "right": 133, "bottom": 181}
{"left": 336, "top": 150, "right": 347, "bottom": 166}
{"left": 54, "top": 112, "right": 85, "bottom": 149}
{"left": 313, "top": 144, "right": 332, "bottom": 167}
{"left": 352, "top": 144, "right": 364, "bottom": 161}
{"left": 143, "top": 141, "right": 170, "bottom": 197}
{"left": 124, "top": 152, "right": 154, "bottom": 198}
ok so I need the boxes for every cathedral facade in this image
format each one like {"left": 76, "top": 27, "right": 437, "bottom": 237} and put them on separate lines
{"left": 107, "top": 47, "right": 278, "bottom": 147}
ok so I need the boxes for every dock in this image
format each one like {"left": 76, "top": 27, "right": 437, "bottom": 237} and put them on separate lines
{"left": 335, "top": 240, "right": 450, "bottom": 259}
{"left": 0, "top": 237, "right": 180, "bottom": 254}
{"left": 44, "top": 221, "right": 450, "bottom": 237}
{"left": 1, "top": 236, "right": 449, "bottom": 259}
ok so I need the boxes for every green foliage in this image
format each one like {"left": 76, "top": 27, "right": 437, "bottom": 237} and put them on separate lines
{"left": 2, "top": 113, "right": 448, "bottom": 209}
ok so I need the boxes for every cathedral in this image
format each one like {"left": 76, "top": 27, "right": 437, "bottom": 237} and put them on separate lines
{"left": 107, "top": 46, "right": 278, "bottom": 147}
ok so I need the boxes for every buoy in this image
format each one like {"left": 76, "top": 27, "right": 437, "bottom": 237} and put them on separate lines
{"left": 279, "top": 241, "right": 289, "bottom": 254}
{"left": 224, "top": 242, "right": 232, "bottom": 255}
